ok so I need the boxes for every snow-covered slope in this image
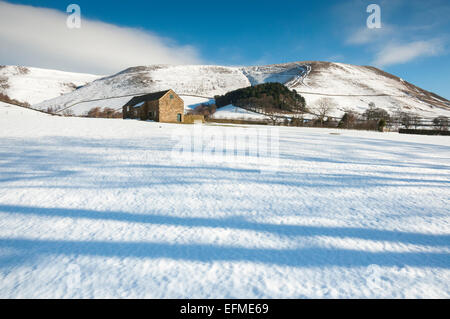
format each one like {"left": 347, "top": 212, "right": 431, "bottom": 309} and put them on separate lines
{"left": 0, "top": 112, "right": 449, "bottom": 298}
{"left": 0, "top": 65, "right": 100, "bottom": 106}
{"left": 211, "top": 105, "right": 268, "bottom": 121}
{"left": 28, "top": 62, "right": 450, "bottom": 118}
{"left": 293, "top": 62, "right": 450, "bottom": 117}
{"left": 33, "top": 65, "right": 251, "bottom": 115}
{"left": 0, "top": 101, "right": 50, "bottom": 118}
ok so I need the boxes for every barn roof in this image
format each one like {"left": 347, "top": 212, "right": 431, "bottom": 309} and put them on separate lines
{"left": 124, "top": 90, "right": 171, "bottom": 107}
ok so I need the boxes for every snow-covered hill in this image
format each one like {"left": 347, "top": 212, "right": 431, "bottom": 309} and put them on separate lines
{"left": 0, "top": 65, "right": 100, "bottom": 107}
{"left": 293, "top": 62, "right": 450, "bottom": 118}
{"left": 20, "top": 62, "right": 450, "bottom": 118}
{"left": 34, "top": 65, "right": 252, "bottom": 115}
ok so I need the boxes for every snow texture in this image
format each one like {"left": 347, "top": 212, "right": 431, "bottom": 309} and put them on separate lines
{"left": 0, "top": 66, "right": 100, "bottom": 106}
{"left": 0, "top": 108, "right": 449, "bottom": 298}
{"left": 211, "top": 105, "right": 268, "bottom": 120}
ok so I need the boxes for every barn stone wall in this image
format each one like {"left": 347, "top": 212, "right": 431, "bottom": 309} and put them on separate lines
{"left": 142, "top": 100, "right": 159, "bottom": 121}
{"left": 158, "top": 91, "right": 184, "bottom": 123}
{"left": 123, "top": 89, "right": 184, "bottom": 123}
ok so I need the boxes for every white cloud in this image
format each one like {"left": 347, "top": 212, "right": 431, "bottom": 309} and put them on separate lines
{"left": 373, "top": 39, "right": 445, "bottom": 67}
{"left": 340, "top": 0, "right": 450, "bottom": 67}
{"left": 0, "top": 1, "right": 202, "bottom": 74}
{"left": 346, "top": 25, "right": 394, "bottom": 45}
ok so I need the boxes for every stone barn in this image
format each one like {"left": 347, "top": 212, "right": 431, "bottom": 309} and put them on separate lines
{"left": 122, "top": 89, "right": 184, "bottom": 123}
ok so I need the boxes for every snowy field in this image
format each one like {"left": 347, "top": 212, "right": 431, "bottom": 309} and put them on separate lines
{"left": 211, "top": 105, "right": 268, "bottom": 121}
{"left": 0, "top": 103, "right": 449, "bottom": 298}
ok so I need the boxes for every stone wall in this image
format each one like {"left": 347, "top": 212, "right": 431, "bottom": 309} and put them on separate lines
{"left": 123, "top": 89, "right": 184, "bottom": 123}
{"left": 158, "top": 90, "right": 184, "bottom": 123}
{"left": 183, "top": 114, "right": 205, "bottom": 124}
{"left": 141, "top": 100, "right": 159, "bottom": 121}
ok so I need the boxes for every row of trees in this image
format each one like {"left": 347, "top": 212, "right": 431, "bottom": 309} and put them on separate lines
{"left": 188, "top": 103, "right": 218, "bottom": 119}
{"left": 215, "top": 83, "right": 307, "bottom": 114}
{"left": 85, "top": 107, "right": 122, "bottom": 118}
{"left": 54, "top": 107, "right": 123, "bottom": 118}
{"left": 432, "top": 116, "right": 450, "bottom": 131}
{"left": 208, "top": 90, "right": 450, "bottom": 131}
{"left": 307, "top": 99, "right": 449, "bottom": 131}
{"left": 0, "top": 93, "right": 30, "bottom": 108}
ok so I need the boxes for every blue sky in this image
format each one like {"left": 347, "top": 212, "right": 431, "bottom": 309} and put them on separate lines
{"left": 1, "top": 0, "right": 449, "bottom": 98}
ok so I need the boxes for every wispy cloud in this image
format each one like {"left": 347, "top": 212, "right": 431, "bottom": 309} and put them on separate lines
{"left": 338, "top": 0, "right": 449, "bottom": 67}
{"left": 346, "top": 25, "right": 395, "bottom": 45}
{"left": 0, "top": 1, "right": 202, "bottom": 74}
{"left": 373, "top": 39, "right": 446, "bottom": 67}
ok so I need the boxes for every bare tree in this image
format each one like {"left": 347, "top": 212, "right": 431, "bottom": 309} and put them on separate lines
{"left": 265, "top": 107, "right": 279, "bottom": 125}
{"left": 400, "top": 112, "right": 423, "bottom": 130}
{"left": 391, "top": 106, "right": 404, "bottom": 130}
{"left": 87, "top": 107, "right": 101, "bottom": 118}
{"left": 400, "top": 112, "right": 413, "bottom": 129}
{"left": 313, "top": 98, "right": 337, "bottom": 126}
{"left": 62, "top": 109, "right": 74, "bottom": 117}
{"left": 291, "top": 96, "right": 307, "bottom": 121}
{"left": 433, "top": 116, "right": 449, "bottom": 131}
{"left": 411, "top": 114, "right": 422, "bottom": 129}
{"left": 255, "top": 96, "right": 279, "bottom": 125}
{"left": 363, "top": 106, "right": 390, "bottom": 121}
{"left": 86, "top": 107, "right": 122, "bottom": 118}
{"left": 338, "top": 110, "right": 358, "bottom": 129}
